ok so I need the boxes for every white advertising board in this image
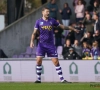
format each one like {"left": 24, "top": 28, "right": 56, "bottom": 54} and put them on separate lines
{"left": 59, "top": 61, "right": 100, "bottom": 82}
{"left": 0, "top": 59, "right": 100, "bottom": 82}
{"left": 0, "top": 61, "right": 21, "bottom": 82}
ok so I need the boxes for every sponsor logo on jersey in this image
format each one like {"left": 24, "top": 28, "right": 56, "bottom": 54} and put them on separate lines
{"left": 41, "top": 26, "right": 53, "bottom": 31}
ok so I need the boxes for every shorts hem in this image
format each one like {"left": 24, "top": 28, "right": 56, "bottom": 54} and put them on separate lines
{"left": 36, "top": 56, "right": 44, "bottom": 58}
{"left": 50, "top": 57, "right": 58, "bottom": 58}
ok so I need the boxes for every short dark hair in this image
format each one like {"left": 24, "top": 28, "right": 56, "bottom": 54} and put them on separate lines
{"left": 64, "top": 3, "right": 69, "bottom": 7}
{"left": 42, "top": 7, "right": 49, "bottom": 11}
{"left": 77, "top": 0, "right": 82, "bottom": 5}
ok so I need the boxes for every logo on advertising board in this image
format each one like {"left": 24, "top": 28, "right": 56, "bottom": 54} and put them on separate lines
{"left": 94, "top": 62, "right": 100, "bottom": 81}
{"left": 41, "top": 65, "right": 44, "bottom": 74}
{"left": 3, "top": 62, "right": 12, "bottom": 74}
{"left": 95, "top": 62, "right": 100, "bottom": 74}
{"left": 3, "top": 62, "right": 12, "bottom": 81}
{"left": 69, "top": 62, "right": 79, "bottom": 82}
{"left": 69, "top": 62, "right": 78, "bottom": 74}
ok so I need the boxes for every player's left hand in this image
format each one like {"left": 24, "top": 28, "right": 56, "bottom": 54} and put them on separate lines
{"left": 74, "top": 29, "right": 80, "bottom": 33}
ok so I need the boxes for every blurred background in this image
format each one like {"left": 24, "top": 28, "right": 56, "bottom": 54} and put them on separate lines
{"left": 0, "top": 0, "right": 48, "bottom": 28}
{"left": 0, "top": 0, "right": 100, "bottom": 60}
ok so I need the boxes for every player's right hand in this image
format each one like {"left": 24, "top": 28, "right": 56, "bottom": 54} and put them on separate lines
{"left": 30, "top": 41, "right": 34, "bottom": 48}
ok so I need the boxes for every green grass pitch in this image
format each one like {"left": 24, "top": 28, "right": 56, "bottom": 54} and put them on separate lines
{"left": 0, "top": 83, "right": 100, "bottom": 90}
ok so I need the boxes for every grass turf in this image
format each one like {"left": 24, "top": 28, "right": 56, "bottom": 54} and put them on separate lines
{"left": 0, "top": 83, "right": 100, "bottom": 90}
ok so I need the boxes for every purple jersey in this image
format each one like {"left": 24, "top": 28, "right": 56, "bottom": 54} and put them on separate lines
{"left": 82, "top": 48, "right": 91, "bottom": 57}
{"left": 34, "top": 18, "right": 60, "bottom": 57}
{"left": 82, "top": 48, "right": 90, "bottom": 53}
{"left": 34, "top": 18, "right": 59, "bottom": 44}
{"left": 90, "top": 47, "right": 100, "bottom": 56}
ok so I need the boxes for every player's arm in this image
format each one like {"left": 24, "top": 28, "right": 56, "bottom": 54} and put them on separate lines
{"left": 30, "top": 29, "right": 37, "bottom": 48}
{"left": 59, "top": 24, "right": 79, "bottom": 33}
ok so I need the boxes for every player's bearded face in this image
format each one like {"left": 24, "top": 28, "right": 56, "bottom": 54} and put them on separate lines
{"left": 43, "top": 9, "right": 50, "bottom": 18}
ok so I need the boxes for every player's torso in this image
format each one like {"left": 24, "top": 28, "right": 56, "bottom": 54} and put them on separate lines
{"left": 38, "top": 18, "right": 54, "bottom": 44}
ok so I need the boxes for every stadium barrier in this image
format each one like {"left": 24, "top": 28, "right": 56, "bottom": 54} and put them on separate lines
{"left": 0, "top": 59, "right": 100, "bottom": 82}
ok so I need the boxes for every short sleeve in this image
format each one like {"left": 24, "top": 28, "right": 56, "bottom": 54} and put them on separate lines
{"left": 34, "top": 20, "right": 39, "bottom": 30}
{"left": 52, "top": 19, "right": 60, "bottom": 27}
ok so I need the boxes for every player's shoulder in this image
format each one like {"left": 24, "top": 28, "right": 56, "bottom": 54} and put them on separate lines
{"left": 36, "top": 18, "right": 43, "bottom": 22}
{"left": 49, "top": 17, "right": 57, "bottom": 23}
{"left": 49, "top": 17, "right": 56, "bottom": 21}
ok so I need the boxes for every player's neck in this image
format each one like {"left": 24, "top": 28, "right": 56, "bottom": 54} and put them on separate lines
{"left": 42, "top": 16, "right": 49, "bottom": 21}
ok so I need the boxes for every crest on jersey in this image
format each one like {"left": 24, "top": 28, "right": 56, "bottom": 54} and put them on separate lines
{"left": 50, "top": 22, "right": 52, "bottom": 25}
{"left": 40, "top": 22, "right": 43, "bottom": 25}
